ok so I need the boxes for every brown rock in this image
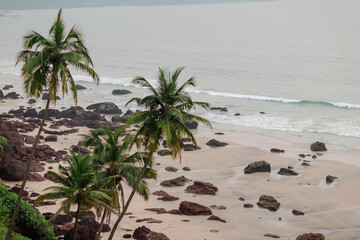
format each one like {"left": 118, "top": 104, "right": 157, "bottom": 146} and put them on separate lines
{"left": 278, "top": 167, "right": 298, "bottom": 176}
{"left": 132, "top": 226, "right": 169, "bottom": 240}
{"left": 264, "top": 233, "right": 280, "bottom": 238}
{"left": 326, "top": 175, "right": 337, "bottom": 184}
{"left": 179, "top": 201, "right": 212, "bottom": 216}
{"left": 310, "top": 142, "right": 327, "bottom": 152}
{"left": 45, "top": 135, "right": 57, "bottom": 142}
{"left": 257, "top": 195, "right": 280, "bottom": 212}
{"left": 207, "top": 215, "right": 226, "bottom": 223}
{"left": 206, "top": 139, "right": 228, "bottom": 147}
{"left": 292, "top": 209, "right": 305, "bottom": 216}
{"left": 185, "top": 181, "right": 218, "bottom": 195}
{"left": 296, "top": 233, "right": 325, "bottom": 240}
{"left": 244, "top": 161, "right": 271, "bottom": 174}
{"left": 160, "top": 176, "right": 191, "bottom": 187}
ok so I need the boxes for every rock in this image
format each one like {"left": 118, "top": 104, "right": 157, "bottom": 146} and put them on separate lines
{"left": 165, "top": 167, "right": 178, "bottom": 172}
{"left": 0, "top": 90, "right": 3, "bottom": 98}
{"left": 270, "top": 148, "right": 284, "bottom": 153}
{"left": 257, "top": 195, "right": 280, "bottom": 212}
{"left": 292, "top": 209, "right": 305, "bottom": 216}
{"left": 183, "top": 166, "right": 191, "bottom": 171}
{"left": 264, "top": 233, "right": 280, "bottom": 238}
{"left": 296, "top": 233, "right": 325, "bottom": 240}
{"left": 53, "top": 226, "right": 66, "bottom": 236}
{"left": 157, "top": 149, "right": 171, "bottom": 156}
{"left": 179, "top": 201, "right": 212, "bottom": 216}
{"left": 209, "top": 205, "right": 227, "bottom": 210}
{"left": 153, "top": 190, "right": 179, "bottom": 201}
{"left": 28, "top": 99, "right": 36, "bottom": 104}
{"left": 30, "top": 192, "right": 40, "bottom": 198}
{"left": 0, "top": 161, "right": 26, "bottom": 181}
{"left": 206, "top": 139, "right": 228, "bottom": 147}
{"left": 70, "top": 211, "right": 96, "bottom": 220}
{"left": 310, "top": 141, "right": 327, "bottom": 152}
{"left": 86, "top": 102, "right": 122, "bottom": 114}
{"left": 260, "top": 111, "right": 266, "bottom": 114}
{"left": 277, "top": 168, "right": 298, "bottom": 176}
{"left": 182, "top": 144, "right": 200, "bottom": 151}
{"left": 301, "top": 163, "right": 311, "bottom": 167}
{"left": 44, "top": 172, "right": 59, "bottom": 183}
{"left": 112, "top": 89, "right": 132, "bottom": 95}
{"left": 243, "top": 203, "right": 254, "bottom": 208}
{"left": 25, "top": 136, "right": 35, "bottom": 144}
{"left": 132, "top": 226, "right": 169, "bottom": 240}
{"left": 5, "top": 92, "right": 20, "bottom": 99}
{"left": 144, "top": 208, "right": 167, "bottom": 214}
{"left": 76, "top": 84, "right": 87, "bottom": 90}
{"left": 210, "top": 107, "right": 228, "bottom": 112}
{"left": 45, "top": 135, "right": 57, "bottom": 142}
{"left": 123, "top": 234, "right": 132, "bottom": 238}
{"left": 42, "top": 212, "right": 54, "bottom": 220}
{"left": 61, "top": 222, "right": 75, "bottom": 231}
{"left": 298, "top": 154, "right": 306, "bottom": 158}
{"left": 71, "top": 145, "right": 90, "bottom": 154}
{"left": 28, "top": 172, "right": 45, "bottom": 182}
{"left": 185, "top": 181, "right": 218, "bottom": 195}
{"left": 52, "top": 214, "right": 73, "bottom": 225}
{"left": 23, "top": 108, "right": 38, "bottom": 118}
{"left": 326, "top": 175, "right": 337, "bottom": 184}
{"left": 244, "top": 161, "right": 271, "bottom": 174}
{"left": 214, "top": 132, "right": 224, "bottom": 135}
{"left": 312, "top": 155, "right": 317, "bottom": 159}
{"left": 10, "top": 186, "right": 29, "bottom": 197}
{"left": 160, "top": 176, "right": 191, "bottom": 187}
{"left": 3, "top": 85, "right": 13, "bottom": 90}
{"left": 42, "top": 93, "right": 61, "bottom": 100}
{"left": 64, "top": 224, "right": 95, "bottom": 240}
{"left": 184, "top": 120, "right": 198, "bottom": 129}
{"left": 234, "top": 113, "right": 241, "bottom": 116}
{"left": 136, "top": 218, "right": 162, "bottom": 224}
{"left": 207, "top": 215, "right": 226, "bottom": 223}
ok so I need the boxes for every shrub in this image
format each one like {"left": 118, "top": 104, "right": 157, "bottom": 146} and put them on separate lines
{"left": 0, "top": 192, "right": 55, "bottom": 240}
{"left": 0, "top": 181, "right": 7, "bottom": 198}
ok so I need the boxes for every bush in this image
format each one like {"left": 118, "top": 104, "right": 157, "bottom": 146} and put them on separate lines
{"left": 0, "top": 222, "right": 31, "bottom": 240}
{"left": 0, "top": 181, "right": 7, "bottom": 198}
{"left": 0, "top": 192, "right": 55, "bottom": 240}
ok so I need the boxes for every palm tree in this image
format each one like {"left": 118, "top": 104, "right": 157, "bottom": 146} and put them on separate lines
{"left": 6, "top": 9, "right": 99, "bottom": 239}
{"left": 35, "top": 151, "right": 112, "bottom": 240}
{"left": 83, "top": 127, "right": 156, "bottom": 240}
{"left": 108, "top": 67, "right": 211, "bottom": 240}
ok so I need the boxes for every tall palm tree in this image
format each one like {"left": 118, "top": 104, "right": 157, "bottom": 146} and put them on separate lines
{"left": 35, "top": 151, "right": 112, "bottom": 240}
{"left": 6, "top": 9, "right": 99, "bottom": 240}
{"left": 83, "top": 127, "right": 156, "bottom": 240}
{"left": 108, "top": 67, "right": 211, "bottom": 240}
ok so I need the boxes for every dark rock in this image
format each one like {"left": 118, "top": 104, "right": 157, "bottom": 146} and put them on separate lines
{"left": 10, "top": 186, "right": 29, "bottom": 197}
{"left": 243, "top": 203, "right": 254, "bottom": 208}
{"left": 0, "top": 161, "right": 26, "bottom": 181}
{"left": 25, "top": 136, "right": 36, "bottom": 144}
{"left": 183, "top": 166, "right": 191, "bottom": 171}
{"left": 182, "top": 144, "right": 200, "bottom": 151}
{"left": 42, "top": 93, "right": 60, "bottom": 100}
{"left": 244, "top": 161, "right": 271, "bottom": 174}
{"left": 0, "top": 90, "right": 3, "bottom": 98}
{"left": 23, "top": 108, "right": 38, "bottom": 118}
{"left": 44, "top": 172, "right": 59, "bottom": 183}
{"left": 179, "top": 201, "right": 212, "bottom": 216}
{"left": 312, "top": 155, "right": 317, "bottom": 159}
{"left": 165, "top": 167, "right": 178, "bottom": 172}
{"left": 30, "top": 192, "right": 40, "bottom": 198}
{"left": 123, "top": 234, "right": 132, "bottom": 238}
{"left": 160, "top": 176, "right": 191, "bottom": 187}
{"left": 28, "top": 172, "right": 45, "bottom": 182}
{"left": 157, "top": 149, "right": 171, "bottom": 156}
{"left": 4, "top": 92, "right": 20, "bottom": 99}
{"left": 76, "top": 84, "right": 87, "bottom": 90}
{"left": 86, "top": 102, "right": 122, "bottom": 114}
{"left": 45, "top": 135, "right": 57, "bottom": 142}
{"left": 185, "top": 181, "right": 218, "bottom": 195}
{"left": 206, "top": 139, "right": 228, "bottom": 147}
{"left": 53, "top": 226, "right": 66, "bottom": 236}
{"left": 52, "top": 214, "right": 73, "bottom": 225}
{"left": 71, "top": 145, "right": 90, "bottom": 154}
{"left": 292, "top": 209, "right": 305, "bottom": 216}
{"left": 260, "top": 112, "right": 266, "bottom": 114}
{"left": 270, "top": 148, "right": 284, "bottom": 153}
{"left": 277, "top": 168, "right": 298, "bottom": 176}
{"left": 112, "top": 89, "right": 132, "bottom": 95}
{"left": 69, "top": 211, "right": 96, "bottom": 220}
{"left": 207, "top": 215, "right": 226, "bottom": 223}
{"left": 257, "top": 195, "right": 280, "bottom": 212}
{"left": 298, "top": 154, "right": 306, "bottom": 158}
{"left": 214, "top": 132, "right": 224, "bottom": 135}
{"left": 234, "top": 113, "right": 241, "bottom": 116}
{"left": 264, "top": 233, "right": 280, "bottom": 238}
{"left": 102, "top": 224, "right": 111, "bottom": 232}
{"left": 132, "top": 226, "right": 169, "bottom": 240}
{"left": 42, "top": 212, "right": 54, "bottom": 220}
{"left": 301, "top": 163, "right": 311, "bottom": 167}
{"left": 209, "top": 205, "right": 226, "bottom": 210}
{"left": 153, "top": 190, "right": 179, "bottom": 201}
{"left": 144, "top": 208, "right": 167, "bottom": 214}
{"left": 326, "top": 175, "right": 337, "bottom": 184}
{"left": 210, "top": 107, "right": 228, "bottom": 112}
{"left": 184, "top": 120, "right": 198, "bottom": 129}
{"left": 310, "top": 142, "right": 327, "bottom": 152}
{"left": 28, "top": 99, "right": 36, "bottom": 104}
{"left": 3, "top": 85, "right": 13, "bottom": 90}
{"left": 296, "top": 233, "right": 325, "bottom": 240}
{"left": 64, "top": 224, "right": 95, "bottom": 240}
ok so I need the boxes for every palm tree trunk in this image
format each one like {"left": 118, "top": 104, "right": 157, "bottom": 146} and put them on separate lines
{"left": 95, "top": 210, "right": 107, "bottom": 240}
{"left": 73, "top": 202, "right": 81, "bottom": 240}
{"left": 107, "top": 157, "right": 150, "bottom": 240}
{"left": 6, "top": 96, "right": 51, "bottom": 240}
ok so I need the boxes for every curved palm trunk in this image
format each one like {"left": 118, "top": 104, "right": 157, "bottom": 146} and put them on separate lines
{"left": 108, "top": 157, "right": 150, "bottom": 240}
{"left": 73, "top": 202, "right": 82, "bottom": 240}
{"left": 6, "top": 97, "right": 51, "bottom": 240}
{"left": 95, "top": 210, "right": 107, "bottom": 240}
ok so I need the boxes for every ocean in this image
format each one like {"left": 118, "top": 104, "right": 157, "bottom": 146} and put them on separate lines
{"left": 1, "top": 0, "right": 360, "bottom": 150}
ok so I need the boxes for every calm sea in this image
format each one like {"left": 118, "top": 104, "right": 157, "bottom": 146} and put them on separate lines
{"left": 1, "top": 0, "right": 360, "bottom": 150}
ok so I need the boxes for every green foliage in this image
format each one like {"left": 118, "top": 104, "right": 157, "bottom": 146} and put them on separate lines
{"left": 0, "top": 136, "right": 7, "bottom": 150}
{"left": 0, "top": 181, "right": 8, "bottom": 198}
{"left": 0, "top": 222, "right": 31, "bottom": 240}
{"left": 0, "top": 192, "right": 55, "bottom": 240}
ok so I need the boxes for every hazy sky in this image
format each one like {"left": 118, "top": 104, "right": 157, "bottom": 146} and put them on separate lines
{"left": 0, "top": 0, "right": 276, "bottom": 10}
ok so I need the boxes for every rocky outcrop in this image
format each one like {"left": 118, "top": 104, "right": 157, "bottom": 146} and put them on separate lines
{"left": 86, "top": 102, "right": 122, "bottom": 114}
{"left": 132, "top": 226, "right": 169, "bottom": 240}
{"left": 179, "top": 201, "right": 212, "bottom": 215}
{"left": 257, "top": 195, "right": 280, "bottom": 212}
{"left": 244, "top": 161, "right": 271, "bottom": 174}
{"left": 45, "top": 135, "right": 57, "bottom": 142}
{"left": 185, "top": 181, "right": 218, "bottom": 195}
{"left": 52, "top": 214, "right": 73, "bottom": 225}
{"left": 310, "top": 142, "right": 327, "bottom": 152}
{"left": 160, "top": 176, "right": 191, "bottom": 187}
{"left": 23, "top": 108, "right": 38, "bottom": 118}
{"left": 277, "top": 168, "right": 298, "bottom": 176}
{"left": 296, "top": 233, "right": 325, "bottom": 240}
{"left": 206, "top": 139, "right": 228, "bottom": 147}
{"left": 112, "top": 89, "right": 132, "bottom": 95}
{"left": 4, "top": 92, "right": 20, "bottom": 99}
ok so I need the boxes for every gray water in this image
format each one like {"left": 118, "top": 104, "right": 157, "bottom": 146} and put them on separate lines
{"left": 1, "top": 0, "right": 360, "bottom": 149}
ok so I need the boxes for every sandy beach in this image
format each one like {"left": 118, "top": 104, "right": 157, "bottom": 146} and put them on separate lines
{"left": 1, "top": 95, "right": 360, "bottom": 240}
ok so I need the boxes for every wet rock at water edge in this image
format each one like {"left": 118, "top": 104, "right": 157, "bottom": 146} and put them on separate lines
{"left": 210, "top": 107, "right": 228, "bottom": 112}
{"left": 76, "top": 84, "right": 87, "bottom": 90}
{"left": 326, "top": 175, "right": 337, "bottom": 184}
{"left": 270, "top": 148, "right": 284, "bottom": 153}
{"left": 244, "top": 161, "right": 271, "bottom": 174}
{"left": 310, "top": 141, "right": 327, "bottom": 152}
{"left": 112, "top": 89, "right": 132, "bottom": 95}
{"left": 184, "top": 120, "right": 198, "bottom": 129}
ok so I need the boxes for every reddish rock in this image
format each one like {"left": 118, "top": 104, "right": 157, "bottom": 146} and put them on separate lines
{"left": 45, "top": 135, "right": 57, "bottom": 142}
{"left": 25, "top": 136, "right": 36, "bottom": 144}
{"left": 296, "top": 233, "right": 325, "bottom": 240}
{"left": 257, "top": 195, "right": 280, "bottom": 212}
{"left": 179, "top": 201, "right": 212, "bottom": 216}
{"left": 132, "top": 226, "right": 169, "bottom": 240}
{"left": 185, "top": 181, "right": 218, "bottom": 195}
{"left": 28, "top": 172, "right": 45, "bottom": 182}
{"left": 207, "top": 215, "right": 226, "bottom": 223}
{"left": 52, "top": 214, "right": 73, "bottom": 225}
{"left": 153, "top": 190, "right": 179, "bottom": 201}
{"left": 0, "top": 161, "right": 26, "bottom": 181}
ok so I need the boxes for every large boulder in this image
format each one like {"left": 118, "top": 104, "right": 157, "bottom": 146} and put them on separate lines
{"left": 185, "top": 181, "right": 218, "bottom": 195}
{"left": 23, "top": 108, "right": 38, "bottom": 118}
{"left": 310, "top": 142, "right": 327, "bottom": 152}
{"left": 52, "top": 214, "right": 73, "bottom": 225}
{"left": 296, "top": 233, "right": 325, "bottom": 240}
{"left": 206, "top": 139, "right": 228, "bottom": 147}
{"left": 4, "top": 92, "right": 20, "bottom": 99}
{"left": 112, "top": 89, "right": 132, "bottom": 95}
{"left": 160, "top": 176, "right": 191, "bottom": 187}
{"left": 184, "top": 120, "right": 198, "bottom": 129}
{"left": 132, "top": 226, "right": 169, "bottom": 240}
{"left": 179, "top": 201, "right": 212, "bottom": 215}
{"left": 244, "top": 161, "right": 271, "bottom": 174}
{"left": 0, "top": 161, "right": 26, "bottom": 181}
{"left": 86, "top": 102, "right": 122, "bottom": 114}
{"left": 257, "top": 195, "right": 280, "bottom": 212}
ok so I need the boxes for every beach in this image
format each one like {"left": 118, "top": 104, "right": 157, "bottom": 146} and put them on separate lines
{"left": 1, "top": 93, "right": 360, "bottom": 240}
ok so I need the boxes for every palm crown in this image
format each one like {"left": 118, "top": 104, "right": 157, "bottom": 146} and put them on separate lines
{"left": 16, "top": 8, "right": 99, "bottom": 105}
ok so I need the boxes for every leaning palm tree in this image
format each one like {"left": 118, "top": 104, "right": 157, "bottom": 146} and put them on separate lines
{"left": 83, "top": 127, "right": 156, "bottom": 240}
{"left": 108, "top": 67, "right": 211, "bottom": 240}
{"left": 6, "top": 9, "right": 99, "bottom": 240}
{"left": 35, "top": 151, "right": 112, "bottom": 240}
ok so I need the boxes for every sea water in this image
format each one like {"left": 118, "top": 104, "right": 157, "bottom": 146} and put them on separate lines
{"left": 1, "top": 0, "right": 360, "bottom": 150}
